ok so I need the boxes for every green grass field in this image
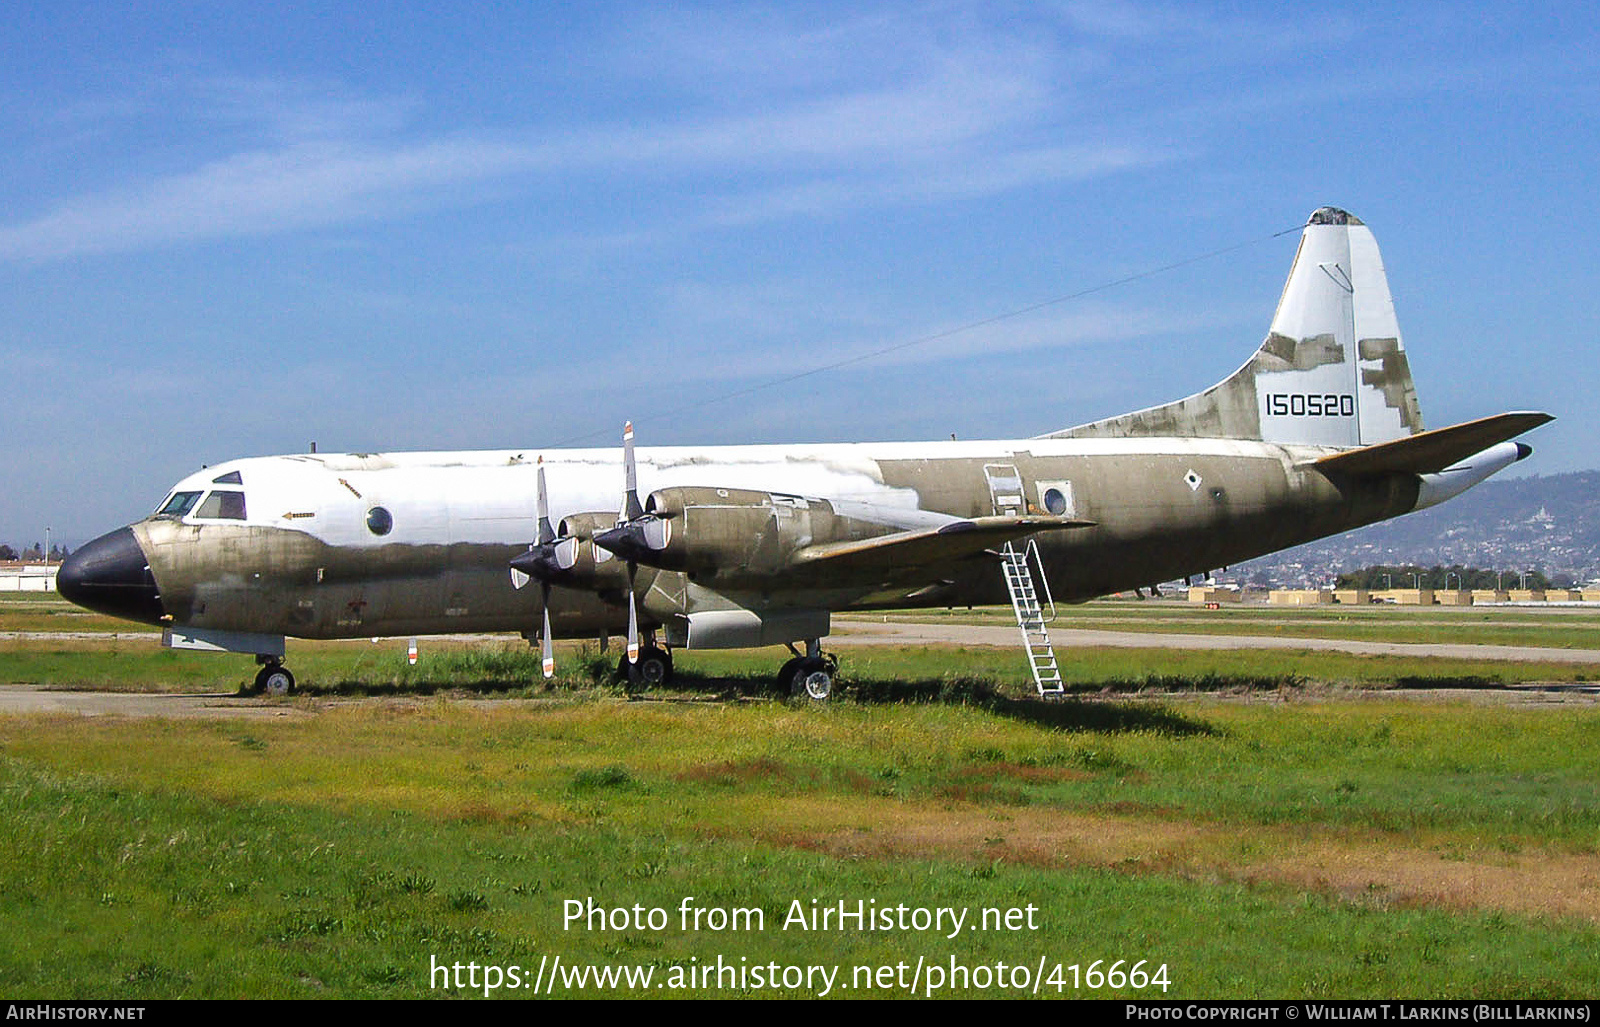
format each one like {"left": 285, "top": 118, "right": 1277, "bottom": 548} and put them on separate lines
{"left": 5, "top": 587, "right": 1600, "bottom": 695}
{"left": 5, "top": 632, "right": 1597, "bottom": 696}
{"left": 861, "top": 601, "right": 1600, "bottom": 649}
{"left": 3, "top": 696, "right": 1600, "bottom": 998}
{"left": 3, "top": 597, "right": 1600, "bottom": 998}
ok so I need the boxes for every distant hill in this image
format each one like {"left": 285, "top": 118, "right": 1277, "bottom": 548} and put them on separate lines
{"left": 1235, "top": 471, "right": 1600, "bottom": 587}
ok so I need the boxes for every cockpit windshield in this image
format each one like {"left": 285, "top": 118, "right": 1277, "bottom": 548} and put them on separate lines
{"left": 155, "top": 490, "right": 248, "bottom": 520}
{"left": 157, "top": 491, "right": 203, "bottom": 517}
{"left": 196, "top": 491, "right": 247, "bottom": 520}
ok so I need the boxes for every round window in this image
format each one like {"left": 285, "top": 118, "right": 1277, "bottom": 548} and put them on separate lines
{"left": 366, "top": 506, "right": 393, "bottom": 536}
{"left": 1043, "top": 488, "right": 1068, "bottom": 516}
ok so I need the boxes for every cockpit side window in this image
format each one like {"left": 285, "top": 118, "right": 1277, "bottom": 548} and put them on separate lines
{"left": 195, "top": 491, "right": 247, "bottom": 520}
{"left": 157, "top": 491, "right": 203, "bottom": 517}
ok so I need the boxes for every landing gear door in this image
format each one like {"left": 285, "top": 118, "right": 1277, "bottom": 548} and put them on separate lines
{"left": 983, "top": 463, "right": 1025, "bottom": 517}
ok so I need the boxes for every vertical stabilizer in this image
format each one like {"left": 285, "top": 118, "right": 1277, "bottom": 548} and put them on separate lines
{"left": 1050, "top": 207, "right": 1423, "bottom": 446}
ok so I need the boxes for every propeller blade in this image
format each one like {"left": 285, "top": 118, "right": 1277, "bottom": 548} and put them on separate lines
{"left": 511, "top": 457, "right": 564, "bottom": 585}
{"left": 537, "top": 457, "right": 555, "bottom": 546}
{"left": 621, "top": 421, "right": 644, "bottom": 523}
{"left": 626, "top": 571, "right": 640, "bottom": 665}
{"left": 621, "top": 421, "right": 642, "bottom": 666}
{"left": 541, "top": 585, "right": 555, "bottom": 679}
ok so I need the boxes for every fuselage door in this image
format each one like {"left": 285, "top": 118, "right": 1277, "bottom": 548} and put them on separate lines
{"left": 983, "top": 463, "right": 1025, "bottom": 517}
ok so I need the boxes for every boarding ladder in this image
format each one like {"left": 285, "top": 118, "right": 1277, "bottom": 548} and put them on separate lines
{"left": 1000, "top": 539, "right": 1063, "bottom": 697}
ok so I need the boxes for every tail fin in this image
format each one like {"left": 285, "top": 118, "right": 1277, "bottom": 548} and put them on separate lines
{"left": 1051, "top": 207, "right": 1424, "bottom": 446}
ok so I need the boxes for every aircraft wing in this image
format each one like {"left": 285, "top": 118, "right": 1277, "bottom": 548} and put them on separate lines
{"left": 1310, "top": 412, "right": 1554, "bottom": 476}
{"left": 787, "top": 514, "right": 1094, "bottom": 585}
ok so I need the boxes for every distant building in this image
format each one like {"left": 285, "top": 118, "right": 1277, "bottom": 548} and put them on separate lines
{"left": 0, "top": 562, "right": 57, "bottom": 591}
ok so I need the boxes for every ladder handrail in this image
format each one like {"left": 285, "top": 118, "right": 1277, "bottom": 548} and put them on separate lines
{"left": 1023, "top": 537, "right": 1057, "bottom": 622}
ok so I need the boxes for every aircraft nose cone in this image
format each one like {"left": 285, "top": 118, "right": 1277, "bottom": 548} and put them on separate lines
{"left": 57, "top": 526, "right": 166, "bottom": 625}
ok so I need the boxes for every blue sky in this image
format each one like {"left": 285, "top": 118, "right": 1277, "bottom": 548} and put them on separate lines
{"left": 3, "top": 2, "right": 1596, "bottom": 547}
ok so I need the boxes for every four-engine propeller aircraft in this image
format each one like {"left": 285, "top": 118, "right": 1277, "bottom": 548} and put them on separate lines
{"left": 59, "top": 208, "right": 1552, "bottom": 698}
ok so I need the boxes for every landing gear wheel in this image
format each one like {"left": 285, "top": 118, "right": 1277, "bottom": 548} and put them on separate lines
{"left": 774, "top": 657, "right": 804, "bottom": 693}
{"left": 620, "top": 645, "right": 672, "bottom": 692}
{"left": 788, "top": 657, "right": 836, "bottom": 701}
{"left": 254, "top": 664, "right": 296, "bottom": 696}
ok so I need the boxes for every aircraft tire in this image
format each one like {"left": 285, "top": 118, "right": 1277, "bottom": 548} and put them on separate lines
{"left": 623, "top": 646, "right": 672, "bottom": 692}
{"left": 254, "top": 665, "right": 296, "bottom": 696}
{"left": 774, "top": 657, "right": 804, "bottom": 693}
{"left": 788, "top": 657, "right": 835, "bottom": 702}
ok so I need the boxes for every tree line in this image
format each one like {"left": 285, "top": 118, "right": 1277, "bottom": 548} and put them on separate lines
{"left": 1334, "top": 565, "right": 1570, "bottom": 590}
{"left": 0, "top": 544, "right": 70, "bottom": 562}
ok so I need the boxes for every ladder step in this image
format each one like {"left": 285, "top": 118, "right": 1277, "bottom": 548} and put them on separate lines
{"left": 998, "top": 541, "right": 1065, "bottom": 698}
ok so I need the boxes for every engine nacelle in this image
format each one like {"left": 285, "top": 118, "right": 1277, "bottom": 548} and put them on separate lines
{"left": 637, "top": 487, "right": 894, "bottom": 580}
{"left": 543, "top": 511, "right": 629, "bottom": 590}
{"left": 557, "top": 511, "right": 618, "bottom": 546}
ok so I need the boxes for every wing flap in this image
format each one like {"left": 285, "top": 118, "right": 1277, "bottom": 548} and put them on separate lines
{"left": 1311, "top": 412, "right": 1553, "bottom": 476}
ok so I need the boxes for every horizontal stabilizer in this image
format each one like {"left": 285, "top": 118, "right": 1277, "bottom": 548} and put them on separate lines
{"left": 1311, "top": 412, "right": 1553, "bottom": 476}
{"left": 793, "top": 515, "right": 1093, "bottom": 578}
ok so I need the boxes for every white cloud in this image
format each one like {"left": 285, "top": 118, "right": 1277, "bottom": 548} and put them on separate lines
{"left": 0, "top": 22, "right": 1163, "bottom": 261}
{"left": 0, "top": 137, "right": 536, "bottom": 260}
{"left": 700, "top": 141, "right": 1168, "bottom": 228}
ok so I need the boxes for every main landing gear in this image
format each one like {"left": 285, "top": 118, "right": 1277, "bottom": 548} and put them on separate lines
{"left": 253, "top": 655, "right": 296, "bottom": 696}
{"left": 615, "top": 639, "right": 674, "bottom": 692}
{"left": 604, "top": 634, "right": 838, "bottom": 701}
{"left": 776, "top": 640, "right": 837, "bottom": 701}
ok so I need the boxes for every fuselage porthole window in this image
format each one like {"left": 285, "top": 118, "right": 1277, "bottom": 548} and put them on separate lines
{"left": 1043, "top": 488, "right": 1068, "bottom": 516}
{"left": 367, "top": 506, "right": 393, "bottom": 536}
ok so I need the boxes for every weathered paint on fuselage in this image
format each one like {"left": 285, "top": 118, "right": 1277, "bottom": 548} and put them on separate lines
{"left": 127, "top": 436, "right": 1417, "bottom": 642}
